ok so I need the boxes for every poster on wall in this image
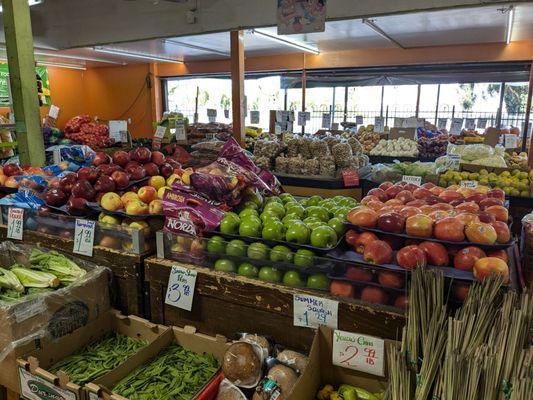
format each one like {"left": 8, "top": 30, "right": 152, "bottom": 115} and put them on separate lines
{"left": 0, "top": 64, "right": 51, "bottom": 107}
{"left": 277, "top": 0, "right": 327, "bottom": 35}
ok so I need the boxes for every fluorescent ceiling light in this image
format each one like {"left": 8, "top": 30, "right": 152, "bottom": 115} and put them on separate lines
{"left": 362, "top": 19, "right": 405, "bottom": 49}
{"left": 94, "top": 47, "right": 183, "bottom": 63}
{"left": 162, "top": 39, "right": 230, "bottom": 57}
{"left": 34, "top": 50, "right": 126, "bottom": 65}
{"left": 0, "top": 0, "right": 44, "bottom": 13}
{"left": 37, "top": 61, "right": 86, "bottom": 70}
{"left": 505, "top": 5, "right": 515, "bottom": 44}
{"left": 249, "top": 29, "right": 319, "bottom": 55}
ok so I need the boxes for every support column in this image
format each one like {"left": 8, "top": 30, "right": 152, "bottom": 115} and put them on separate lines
{"left": 2, "top": 0, "right": 45, "bottom": 165}
{"left": 415, "top": 84, "right": 421, "bottom": 118}
{"left": 301, "top": 54, "right": 307, "bottom": 134}
{"left": 230, "top": 30, "right": 245, "bottom": 146}
{"left": 525, "top": 64, "right": 533, "bottom": 168}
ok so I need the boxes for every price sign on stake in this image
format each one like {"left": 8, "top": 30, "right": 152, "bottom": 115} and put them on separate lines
{"left": 7, "top": 207, "right": 24, "bottom": 240}
{"left": 293, "top": 294, "right": 338, "bottom": 329}
{"left": 175, "top": 120, "right": 186, "bottom": 141}
{"left": 165, "top": 265, "right": 197, "bottom": 311}
{"left": 374, "top": 116, "right": 385, "bottom": 133}
{"left": 465, "top": 118, "right": 476, "bottom": 130}
{"left": 449, "top": 154, "right": 461, "bottom": 171}
{"left": 450, "top": 118, "right": 464, "bottom": 135}
{"left": 297, "top": 111, "right": 310, "bottom": 126}
{"left": 504, "top": 134, "right": 518, "bottom": 149}
{"left": 48, "top": 105, "right": 60, "bottom": 119}
{"left": 460, "top": 180, "right": 478, "bottom": 188}
{"left": 437, "top": 118, "right": 448, "bottom": 130}
{"left": 402, "top": 175, "right": 422, "bottom": 186}
{"left": 73, "top": 219, "right": 96, "bottom": 257}
{"left": 477, "top": 118, "right": 488, "bottom": 129}
{"left": 321, "top": 113, "right": 331, "bottom": 129}
{"left": 342, "top": 168, "right": 359, "bottom": 187}
{"left": 154, "top": 125, "right": 166, "bottom": 139}
{"left": 250, "top": 110, "right": 260, "bottom": 124}
{"left": 356, "top": 115, "right": 364, "bottom": 125}
{"left": 332, "top": 330, "right": 385, "bottom": 376}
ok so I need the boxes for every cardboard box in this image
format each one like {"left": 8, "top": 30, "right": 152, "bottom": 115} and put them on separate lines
{"left": 17, "top": 310, "right": 168, "bottom": 400}
{"left": 288, "top": 326, "right": 390, "bottom": 399}
{"left": 0, "top": 242, "right": 111, "bottom": 393}
{"left": 389, "top": 128, "right": 416, "bottom": 140}
{"left": 89, "top": 325, "right": 229, "bottom": 400}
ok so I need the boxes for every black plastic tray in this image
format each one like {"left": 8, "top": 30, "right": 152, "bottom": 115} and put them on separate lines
{"left": 208, "top": 230, "right": 343, "bottom": 255}
{"left": 343, "top": 222, "right": 515, "bottom": 250}
{"left": 327, "top": 272, "right": 407, "bottom": 294}
{"left": 116, "top": 176, "right": 150, "bottom": 191}
{"left": 46, "top": 204, "right": 98, "bottom": 218}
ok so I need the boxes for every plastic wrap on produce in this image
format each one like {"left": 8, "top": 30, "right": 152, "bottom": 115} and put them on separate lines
{"left": 0, "top": 241, "right": 111, "bottom": 365}
{"left": 216, "top": 378, "right": 247, "bottom": 399}
{"left": 46, "top": 144, "right": 95, "bottom": 170}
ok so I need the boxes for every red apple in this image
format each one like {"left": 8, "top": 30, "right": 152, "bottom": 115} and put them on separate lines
{"left": 396, "top": 245, "right": 427, "bottom": 269}
{"left": 345, "top": 229, "right": 359, "bottom": 248}
{"left": 159, "top": 163, "right": 174, "bottom": 179}
{"left": 330, "top": 281, "right": 355, "bottom": 298}
{"left": 377, "top": 212, "right": 405, "bottom": 233}
{"left": 151, "top": 151, "right": 166, "bottom": 166}
{"left": 394, "top": 295, "right": 408, "bottom": 310}
{"left": 66, "top": 197, "right": 89, "bottom": 216}
{"left": 378, "top": 181, "right": 393, "bottom": 191}
{"left": 413, "top": 187, "right": 433, "bottom": 199}
{"left": 453, "top": 283, "right": 470, "bottom": 302}
{"left": 399, "top": 206, "right": 422, "bottom": 219}
{"left": 455, "top": 201, "right": 479, "bottom": 214}
{"left": 360, "top": 287, "right": 389, "bottom": 305}
{"left": 111, "top": 171, "right": 130, "bottom": 188}
{"left": 422, "top": 182, "right": 436, "bottom": 190}
{"left": 44, "top": 188, "right": 68, "bottom": 207}
{"left": 385, "top": 186, "right": 402, "bottom": 200}
{"left": 385, "top": 199, "right": 405, "bottom": 207}
{"left": 378, "top": 271, "right": 405, "bottom": 289}
{"left": 485, "top": 205, "right": 508, "bottom": 222}
{"left": 465, "top": 193, "right": 487, "bottom": 205}
{"left": 428, "top": 210, "right": 450, "bottom": 222}
{"left": 465, "top": 222, "right": 497, "bottom": 245}
{"left": 143, "top": 162, "right": 160, "bottom": 177}
{"left": 94, "top": 175, "right": 116, "bottom": 193}
{"left": 473, "top": 257, "right": 509, "bottom": 283}
{"left": 403, "top": 183, "right": 419, "bottom": 193}
{"left": 130, "top": 147, "right": 152, "bottom": 164}
{"left": 486, "top": 249, "right": 509, "bottom": 263}
{"left": 345, "top": 267, "right": 373, "bottom": 282}
{"left": 353, "top": 232, "right": 379, "bottom": 254}
{"left": 406, "top": 199, "right": 427, "bottom": 207}
{"left": 479, "top": 197, "right": 504, "bottom": 210}
{"left": 361, "top": 195, "right": 379, "bottom": 206}
{"left": 3, "top": 163, "right": 22, "bottom": 176}
{"left": 430, "top": 186, "right": 445, "bottom": 196}
{"left": 477, "top": 211, "right": 496, "bottom": 224}
{"left": 432, "top": 203, "right": 454, "bottom": 212}
{"left": 487, "top": 188, "right": 505, "bottom": 201}
{"left": 112, "top": 150, "right": 131, "bottom": 167}
{"left": 439, "top": 190, "right": 464, "bottom": 203}
{"left": 71, "top": 179, "right": 96, "bottom": 201}
{"left": 96, "top": 164, "right": 112, "bottom": 176}
{"left": 93, "top": 152, "right": 111, "bottom": 166}
{"left": 456, "top": 212, "right": 480, "bottom": 226}
{"left": 366, "top": 200, "right": 385, "bottom": 211}
{"left": 59, "top": 173, "right": 77, "bottom": 194}
{"left": 347, "top": 208, "right": 378, "bottom": 228}
{"left": 77, "top": 167, "right": 99, "bottom": 183}
{"left": 434, "top": 217, "right": 465, "bottom": 242}
{"left": 454, "top": 246, "right": 486, "bottom": 271}
{"left": 418, "top": 241, "right": 449, "bottom": 266}
{"left": 405, "top": 214, "right": 433, "bottom": 237}
{"left": 125, "top": 161, "right": 141, "bottom": 170}
{"left": 449, "top": 198, "right": 465, "bottom": 207}
{"left": 367, "top": 188, "right": 388, "bottom": 202}
{"left": 425, "top": 195, "right": 442, "bottom": 205}
{"left": 363, "top": 240, "right": 393, "bottom": 265}
{"left": 395, "top": 190, "right": 414, "bottom": 203}
{"left": 126, "top": 165, "right": 147, "bottom": 181}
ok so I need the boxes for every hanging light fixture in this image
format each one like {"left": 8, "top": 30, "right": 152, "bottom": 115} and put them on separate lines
{"left": 94, "top": 47, "right": 183, "bottom": 63}
{"left": 249, "top": 29, "right": 320, "bottom": 55}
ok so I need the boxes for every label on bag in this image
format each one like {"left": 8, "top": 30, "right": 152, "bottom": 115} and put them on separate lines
{"left": 460, "top": 180, "right": 478, "bottom": 188}
{"left": 374, "top": 116, "right": 385, "bottom": 133}
{"left": 73, "top": 219, "right": 95, "bottom": 257}
{"left": 250, "top": 110, "right": 260, "bottom": 124}
{"left": 477, "top": 118, "right": 488, "bottom": 129}
{"left": 402, "top": 175, "right": 422, "bottom": 186}
{"left": 7, "top": 207, "right": 24, "bottom": 240}
{"left": 165, "top": 265, "right": 197, "bottom": 311}
{"left": 19, "top": 367, "right": 78, "bottom": 400}
{"left": 293, "top": 294, "right": 338, "bottom": 329}
{"left": 321, "top": 113, "right": 331, "bottom": 129}
{"left": 154, "top": 125, "right": 166, "bottom": 139}
{"left": 504, "top": 134, "right": 518, "bottom": 149}
{"left": 332, "top": 330, "right": 385, "bottom": 376}
{"left": 48, "top": 105, "right": 60, "bottom": 119}
{"left": 342, "top": 168, "right": 359, "bottom": 187}
{"left": 437, "top": 118, "right": 448, "bottom": 130}
{"left": 450, "top": 118, "right": 464, "bottom": 135}
{"left": 465, "top": 118, "right": 476, "bottom": 130}
{"left": 356, "top": 115, "right": 364, "bottom": 125}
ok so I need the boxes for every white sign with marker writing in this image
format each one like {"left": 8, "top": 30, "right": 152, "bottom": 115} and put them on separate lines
{"left": 450, "top": 118, "right": 464, "bottom": 135}
{"left": 405, "top": 117, "right": 418, "bottom": 128}
{"left": 374, "top": 116, "right": 385, "bottom": 133}
{"left": 293, "top": 294, "right": 338, "bottom": 329}
{"left": 109, "top": 120, "right": 128, "bottom": 142}
{"left": 250, "top": 110, "right": 260, "bottom": 124}
{"left": 332, "top": 330, "right": 385, "bottom": 376}
{"left": 504, "top": 134, "right": 518, "bottom": 149}
{"left": 73, "top": 219, "right": 96, "bottom": 257}
{"left": 477, "top": 118, "right": 488, "bottom": 129}
{"left": 321, "top": 113, "right": 331, "bottom": 129}
{"left": 165, "top": 265, "right": 197, "bottom": 311}
{"left": 393, "top": 117, "right": 405, "bottom": 128}
{"left": 465, "top": 118, "right": 476, "bottom": 130}
{"left": 48, "top": 105, "right": 60, "bottom": 119}
{"left": 437, "top": 118, "right": 448, "bottom": 130}
{"left": 460, "top": 180, "right": 478, "bottom": 188}
{"left": 7, "top": 207, "right": 24, "bottom": 240}
{"left": 297, "top": 111, "right": 310, "bottom": 126}
{"left": 175, "top": 120, "right": 186, "bottom": 141}
{"left": 356, "top": 115, "right": 364, "bottom": 125}
{"left": 207, "top": 109, "right": 217, "bottom": 122}
{"left": 402, "top": 175, "right": 422, "bottom": 186}
{"left": 449, "top": 154, "right": 461, "bottom": 171}
{"left": 154, "top": 125, "right": 166, "bottom": 139}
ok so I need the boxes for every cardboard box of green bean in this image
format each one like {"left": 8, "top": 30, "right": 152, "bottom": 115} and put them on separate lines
{"left": 17, "top": 309, "right": 169, "bottom": 400}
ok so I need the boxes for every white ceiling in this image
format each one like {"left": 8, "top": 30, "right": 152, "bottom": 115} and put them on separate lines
{"left": 3, "top": 3, "right": 532, "bottom": 69}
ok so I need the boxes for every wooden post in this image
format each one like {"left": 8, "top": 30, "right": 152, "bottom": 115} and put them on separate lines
{"left": 2, "top": 0, "right": 45, "bottom": 165}
{"left": 415, "top": 84, "right": 421, "bottom": 118}
{"left": 525, "top": 64, "right": 533, "bottom": 168}
{"left": 230, "top": 30, "right": 245, "bottom": 146}
{"left": 301, "top": 54, "right": 306, "bottom": 134}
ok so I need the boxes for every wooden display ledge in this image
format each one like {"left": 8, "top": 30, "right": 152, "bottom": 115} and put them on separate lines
{"left": 275, "top": 174, "right": 362, "bottom": 199}
{"left": 0, "top": 225, "right": 153, "bottom": 317}
{"left": 144, "top": 257, "right": 405, "bottom": 353}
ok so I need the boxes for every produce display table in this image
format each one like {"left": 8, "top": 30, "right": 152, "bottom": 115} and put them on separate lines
{"left": 276, "top": 174, "right": 362, "bottom": 199}
{"left": 144, "top": 257, "right": 405, "bottom": 352}
{"left": 0, "top": 225, "right": 152, "bottom": 317}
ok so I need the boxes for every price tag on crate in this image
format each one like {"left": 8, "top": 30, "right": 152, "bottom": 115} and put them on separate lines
{"left": 449, "top": 154, "right": 461, "bottom": 171}
{"left": 374, "top": 116, "right": 385, "bottom": 133}
{"left": 356, "top": 115, "right": 364, "bottom": 125}
{"left": 437, "top": 118, "right": 448, "bottom": 130}
{"left": 207, "top": 109, "right": 217, "bottom": 123}
{"left": 477, "top": 118, "right": 488, "bottom": 129}
{"left": 154, "top": 125, "right": 166, "bottom": 139}
{"left": 165, "top": 265, "right": 197, "bottom": 311}
{"left": 332, "top": 330, "right": 385, "bottom": 376}
{"left": 250, "top": 110, "right": 260, "bottom": 124}
{"left": 450, "top": 118, "right": 464, "bottom": 135}
{"left": 402, "top": 175, "right": 422, "bottom": 186}
{"left": 465, "top": 118, "right": 476, "bottom": 130}
{"left": 504, "top": 134, "right": 518, "bottom": 149}
{"left": 460, "top": 180, "right": 478, "bottom": 188}
{"left": 73, "top": 219, "right": 96, "bottom": 257}
{"left": 342, "top": 168, "right": 359, "bottom": 187}
{"left": 293, "top": 294, "right": 338, "bottom": 330}
{"left": 321, "top": 113, "right": 331, "bottom": 129}
{"left": 7, "top": 207, "right": 24, "bottom": 240}
{"left": 19, "top": 367, "right": 78, "bottom": 400}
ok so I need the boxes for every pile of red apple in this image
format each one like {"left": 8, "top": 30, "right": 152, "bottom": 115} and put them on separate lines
{"left": 42, "top": 147, "right": 182, "bottom": 216}
{"left": 64, "top": 115, "right": 114, "bottom": 148}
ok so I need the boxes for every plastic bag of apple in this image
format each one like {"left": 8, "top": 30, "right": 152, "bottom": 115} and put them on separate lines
{"left": 343, "top": 180, "right": 512, "bottom": 286}
{"left": 42, "top": 147, "right": 183, "bottom": 217}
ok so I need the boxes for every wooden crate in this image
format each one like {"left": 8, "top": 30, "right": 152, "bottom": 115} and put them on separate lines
{"left": 144, "top": 257, "right": 405, "bottom": 352}
{"left": 0, "top": 226, "right": 152, "bottom": 317}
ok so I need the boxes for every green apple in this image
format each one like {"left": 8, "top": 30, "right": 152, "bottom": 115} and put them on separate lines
{"left": 224, "top": 211, "right": 240, "bottom": 223}
{"left": 303, "top": 216, "right": 321, "bottom": 225}
{"left": 239, "top": 209, "right": 259, "bottom": 220}
{"left": 333, "top": 207, "right": 351, "bottom": 221}
{"left": 265, "top": 196, "right": 282, "bottom": 205}
{"left": 239, "top": 218, "right": 262, "bottom": 237}
{"left": 225, "top": 239, "right": 247, "bottom": 257}
{"left": 282, "top": 214, "right": 301, "bottom": 226}
{"left": 328, "top": 217, "right": 345, "bottom": 237}
{"left": 279, "top": 193, "right": 294, "bottom": 203}
{"left": 220, "top": 215, "right": 240, "bottom": 234}
{"left": 310, "top": 226, "right": 338, "bottom": 248}
{"left": 270, "top": 245, "right": 294, "bottom": 263}
{"left": 299, "top": 198, "right": 309, "bottom": 207}
{"left": 262, "top": 220, "right": 285, "bottom": 240}
{"left": 305, "top": 206, "right": 330, "bottom": 222}
{"left": 307, "top": 273, "right": 330, "bottom": 290}
{"left": 243, "top": 201, "right": 259, "bottom": 210}
{"left": 247, "top": 242, "right": 270, "bottom": 260}
{"left": 258, "top": 266, "right": 282, "bottom": 283}
{"left": 282, "top": 271, "right": 306, "bottom": 287}
{"left": 306, "top": 221, "right": 325, "bottom": 230}
{"left": 285, "top": 222, "right": 310, "bottom": 245}
{"left": 294, "top": 249, "right": 315, "bottom": 268}
{"left": 306, "top": 195, "right": 322, "bottom": 207}
{"left": 243, "top": 190, "right": 263, "bottom": 208}
{"left": 214, "top": 259, "right": 236, "bottom": 272}
{"left": 260, "top": 211, "right": 281, "bottom": 224}
{"left": 284, "top": 203, "right": 305, "bottom": 218}
{"left": 207, "top": 236, "right": 226, "bottom": 254}
{"left": 263, "top": 201, "right": 286, "bottom": 219}
{"left": 237, "top": 262, "right": 258, "bottom": 277}
{"left": 318, "top": 199, "right": 335, "bottom": 211}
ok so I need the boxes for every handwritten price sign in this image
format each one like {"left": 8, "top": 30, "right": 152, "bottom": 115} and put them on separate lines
{"left": 332, "top": 330, "right": 385, "bottom": 376}
{"left": 293, "top": 294, "right": 338, "bottom": 329}
{"left": 7, "top": 207, "right": 24, "bottom": 240}
{"left": 165, "top": 265, "right": 197, "bottom": 311}
{"left": 73, "top": 219, "right": 95, "bottom": 256}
